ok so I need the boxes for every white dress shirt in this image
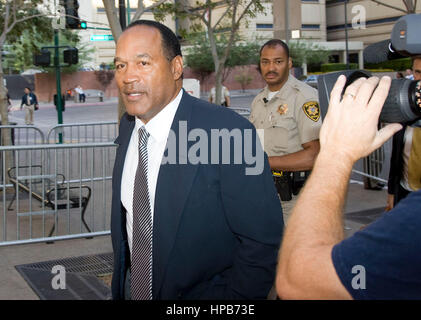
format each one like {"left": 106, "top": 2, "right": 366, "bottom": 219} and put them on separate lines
{"left": 121, "top": 89, "right": 183, "bottom": 253}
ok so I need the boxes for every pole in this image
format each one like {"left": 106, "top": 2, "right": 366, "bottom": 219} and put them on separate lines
{"left": 119, "top": 0, "right": 126, "bottom": 30}
{"left": 127, "top": 0, "right": 131, "bottom": 25}
{"left": 54, "top": 29, "right": 63, "bottom": 144}
{"left": 285, "top": 0, "right": 290, "bottom": 43}
{"left": 344, "top": 0, "right": 349, "bottom": 69}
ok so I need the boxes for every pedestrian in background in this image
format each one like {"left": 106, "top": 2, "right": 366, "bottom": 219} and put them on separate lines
{"left": 75, "top": 85, "right": 86, "bottom": 103}
{"left": 6, "top": 93, "right": 12, "bottom": 112}
{"left": 20, "top": 87, "right": 38, "bottom": 125}
{"left": 405, "top": 68, "right": 414, "bottom": 80}
{"left": 209, "top": 85, "right": 231, "bottom": 107}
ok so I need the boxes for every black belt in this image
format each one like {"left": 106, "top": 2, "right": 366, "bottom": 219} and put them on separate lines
{"left": 272, "top": 170, "right": 310, "bottom": 201}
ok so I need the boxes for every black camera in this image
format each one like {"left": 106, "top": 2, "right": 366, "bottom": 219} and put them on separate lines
{"left": 318, "top": 14, "right": 421, "bottom": 127}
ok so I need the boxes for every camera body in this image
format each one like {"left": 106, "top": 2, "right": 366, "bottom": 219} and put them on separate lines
{"left": 318, "top": 14, "right": 421, "bottom": 127}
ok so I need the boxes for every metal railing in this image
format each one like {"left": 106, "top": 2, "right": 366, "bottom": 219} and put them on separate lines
{"left": 352, "top": 136, "right": 393, "bottom": 188}
{"left": 47, "top": 121, "right": 118, "bottom": 144}
{"left": 0, "top": 125, "right": 45, "bottom": 145}
{"left": 0, "top": 142, "right": 117, "bottom": 246}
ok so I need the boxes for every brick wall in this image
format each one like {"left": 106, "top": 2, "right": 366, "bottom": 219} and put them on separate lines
{"left": 34, "top": 65, "right": 302, "bottom": 101}
{"left": 34, "top": 71, "right": 118, "bottom": 102}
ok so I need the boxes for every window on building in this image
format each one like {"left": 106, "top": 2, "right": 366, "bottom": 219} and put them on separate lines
{"left": 256, "top": 23, "right": 273, "bottom": 29}
{"left": 301, "top": 24, "right": 320, "bottom": 30}
{"left": 349, "top": 53, "right": 358, "bottom": 64}
{"left": 329, "top": 55, "right": 339, "bottom": 63}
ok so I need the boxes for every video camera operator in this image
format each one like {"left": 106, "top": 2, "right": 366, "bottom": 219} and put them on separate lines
{"left": 275, "top": 74, "right": 421, "bottom": 299}
{"left": 275, "top": 13, "right": 421, "bottom": 300}
{"left": 386, "top": 56, "right": 421, "bottom": 211}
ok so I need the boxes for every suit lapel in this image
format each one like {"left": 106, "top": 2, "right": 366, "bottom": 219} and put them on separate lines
{"left": 113, "top": 113, "right": 135, "bottom": 230}
{"left": 153, "top": 92, "right": 199, "bottom": 297}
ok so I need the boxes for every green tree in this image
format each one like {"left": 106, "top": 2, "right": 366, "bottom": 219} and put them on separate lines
{"left": 95, "top": 63, "right": 115, "bottom": 96}
{"left": 154, "top": 0, "right": 266, "bottom": 105}
{"left": 185, "top": 32, "right": 260, "bottom": 85}
{"left": 234, "top": 68, "right": 253, "bottom": 92}
{"left": 7, "top": 26, "right": 92, "bottom": 74}
{"left": 0, "top": 0, "right": 52, "bottom": 134}
{"left": 288, "top": 41, "right": 330, "bottom": 72}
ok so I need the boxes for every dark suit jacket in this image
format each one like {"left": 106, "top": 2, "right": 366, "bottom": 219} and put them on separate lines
{"left": 388, "top": 126, "right": 406, "bottom": 202}
{"left": 111, "top": 90, "right": 284, "bottom": 300}
{"left": 20, "top": 92, "right": 38, "bottom": 107}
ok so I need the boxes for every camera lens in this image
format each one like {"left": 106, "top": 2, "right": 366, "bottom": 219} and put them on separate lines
{"left": 379, "top": 79, "right": 421, "bottom": 124}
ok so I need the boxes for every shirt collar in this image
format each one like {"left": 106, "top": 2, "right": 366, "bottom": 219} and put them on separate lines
{"left": 135, "top": 89, "right": 183, "bottom": 143}
{"left": 263, "top": 75, "right": 295, "bottom": 102}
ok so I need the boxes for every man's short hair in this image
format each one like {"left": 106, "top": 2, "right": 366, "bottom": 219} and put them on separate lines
{"left": 126, "top": 20, "right": 182, "bottom": 61}
{"left": 259, "top": 39, "right": 290, "bottom": 58}
{"left": 24, "top": 87, "right": 31, "bottom": 91}
{"left": 257, "top": 39, "right": 290, "bottom": 74}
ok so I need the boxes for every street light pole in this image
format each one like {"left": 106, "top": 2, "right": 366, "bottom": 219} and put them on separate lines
{"left": 344, "top": 0, "right": 349, "bottom": 69}
{"left": 54, "top": 0, "right": 63, "bottom": 143}
{"left": 127, "top": 0, "right": 131, "bottom": 25}
{"left": 119, "top": 0, "right": 126, "bottom": 30}
{"left": 285, "top": 0, "right": 290, "bottom": 44}
{"left": 54, "top": 30, "right": 63, "bottom": 129}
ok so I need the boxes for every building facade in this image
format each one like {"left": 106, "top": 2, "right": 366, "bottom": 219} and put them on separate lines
{"left": 73, "top": 0, "right": 419, "bottom": 68}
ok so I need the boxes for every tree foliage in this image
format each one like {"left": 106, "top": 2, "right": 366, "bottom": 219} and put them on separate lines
{"left": 288, "top": 41, "right": 330, "bottom": 70}
{"left": 154, "top": 0, "right": 266, "bottom": 104}
{"left": 185, "top": 32, "right": 260, "bottom": 82}
{"left": 5, "top": 26, "right": 91, "bottom": 74}
{"left": 95, "top": 63, "right": 115, "bottom": 94}
{"left": 1, "top": 0, "right": 52, "bottom": 136}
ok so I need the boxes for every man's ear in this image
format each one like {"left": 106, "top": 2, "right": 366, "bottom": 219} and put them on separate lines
{"left": 172, "top": 56, "right": 184, "bottom": 81}
{"left": 288, "top": 57, "right": 293, "bottom": 70}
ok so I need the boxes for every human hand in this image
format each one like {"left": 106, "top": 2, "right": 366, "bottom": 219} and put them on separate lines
{"left": 385, "top": 193, "right": 394, "bottom": 211}
{"left": 319, "top": 75, "right": 403, "bottom": 164}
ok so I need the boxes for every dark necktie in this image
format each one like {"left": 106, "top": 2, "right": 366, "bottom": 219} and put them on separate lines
{"left": 131, "top": 127, "right": 153, "bottom": 300}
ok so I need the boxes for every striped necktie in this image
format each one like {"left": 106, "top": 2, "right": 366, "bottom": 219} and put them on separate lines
{"left": 131, "top": 126, "right": 153, "bottom": 300}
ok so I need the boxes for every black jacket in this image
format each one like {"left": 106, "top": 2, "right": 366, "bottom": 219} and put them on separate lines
{"left": 20, "top": 92, "right": 38, "bottom": 107}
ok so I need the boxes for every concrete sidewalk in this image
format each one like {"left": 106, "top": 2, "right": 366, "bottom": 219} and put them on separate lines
{"left": 0, "top": 181, "right": 387, "bottom": 300}
{"left": 9, "top": 97, "right": 119, "bottom": 111}
{"left": 0, "top": 235, "right": 112, "bottom": 300}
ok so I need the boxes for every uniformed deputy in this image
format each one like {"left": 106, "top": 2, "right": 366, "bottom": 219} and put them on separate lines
{"left": 249, "top": 39, "right": 322, "bottom": 222}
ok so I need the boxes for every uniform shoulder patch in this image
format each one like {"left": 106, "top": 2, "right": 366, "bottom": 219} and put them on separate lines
{"left": 302, "top": 101, "right": 320, "bottom": 122}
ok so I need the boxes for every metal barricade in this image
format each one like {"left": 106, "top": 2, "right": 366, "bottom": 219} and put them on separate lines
{"left": 352, "top": 136, "right": 393, "bottom": 188}
{"left": 0, "top": 125, "right": 45, "bottom": 184}
{"left": 229, "top": 107, "right": 251, "bottom": 119}
{"left": 47, "top": 122, "right": 118, "bottom": 144}
{"left": 0, "top": 142, "right": 116, "bottom": 246}
{"left": 0, "top": 125, "right": 45, "bottom": 145}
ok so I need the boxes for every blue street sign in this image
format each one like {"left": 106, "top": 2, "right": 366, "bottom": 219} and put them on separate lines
{"left": 90, "top": 34, "right": 114, "bottom": 41}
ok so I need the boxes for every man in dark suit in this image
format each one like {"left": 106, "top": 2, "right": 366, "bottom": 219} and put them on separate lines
{"left": 20, "top": 87, "right": 38, "bottom": 125}
{"left": 111, "top": 20, "right": 284, "bottom": 300}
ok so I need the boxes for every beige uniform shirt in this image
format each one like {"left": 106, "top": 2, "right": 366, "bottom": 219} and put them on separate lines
{"left": 249, "top": 76, "right": 322, "bottom": 157}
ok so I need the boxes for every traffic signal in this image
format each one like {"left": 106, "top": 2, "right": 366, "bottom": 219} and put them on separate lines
{"left": 61, "top": 0, "right": 85, "bottom": 29}
{"left": 63, "top": 48, "right": 78, "bottom": 65}
{"left": 54, "top": 94, "right": 66, "bottom": 111}
{"left": 34, "top": 50, "right": 51, "bottom": 67}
